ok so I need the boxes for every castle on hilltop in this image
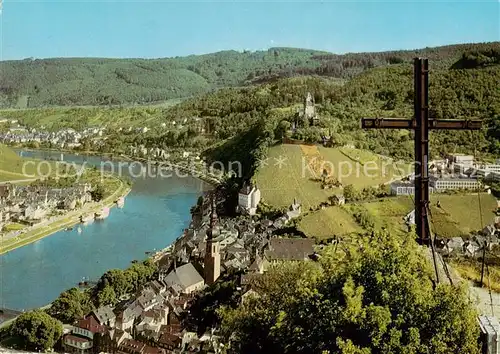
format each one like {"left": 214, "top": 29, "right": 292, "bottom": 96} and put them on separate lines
{"left": 294, "top": 92, "right": 320, "bottom": 128}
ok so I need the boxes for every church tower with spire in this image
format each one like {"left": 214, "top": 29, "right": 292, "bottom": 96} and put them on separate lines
{"left": 204, "top": 196, "right": 221, "bottom": 285}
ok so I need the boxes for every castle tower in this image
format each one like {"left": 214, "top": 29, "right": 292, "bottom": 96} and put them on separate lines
{"left": 204, "top": 196, "right": 221, "bottom": 285}
{"left": 304, "top": 92, "right": 319, "bottom": 126}
{"left": 304, "top": 92, "right": 315, "bottom": 118}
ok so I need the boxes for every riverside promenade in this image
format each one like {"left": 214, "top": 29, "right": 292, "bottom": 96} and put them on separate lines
{"left": 0, "top": 177, "right": 130, "bottom": 255}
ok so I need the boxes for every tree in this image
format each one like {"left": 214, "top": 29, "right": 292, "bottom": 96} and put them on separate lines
{"left": 91, "top": 183, "right": 106, "bottom": 202}
{"left": 95, "top": 269, "right": 130, "bottom": 298}
{"left": 343, "top": 184, "right": 360, "bottom": 202}
{"left": 218, "top": 232, "right": 480, "bottom": 354}
{"left": 47, "top": 287, "right": 92, "bottom": 324}
{"left": 10, "top": 310, "right": 63, "bottom": 351}
{"left": 98, "top": 285, "right": 117, "bottom": 307}
{"left": 92, "top": 260, "right": 157, "bottom": 303}
{"left": 184, "top": 273, "right": 241, "bottom": 335}
{"left": 275, "top": 120, "right": 291, "bottom": 139}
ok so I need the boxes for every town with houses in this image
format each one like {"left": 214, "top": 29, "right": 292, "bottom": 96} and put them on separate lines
{"left": 0, "top": 119, "right": 107, "bottom": 149}
{"left": 58, "top": 164, "right": 500, "bottom": 353}
{"left": 0, "top": 118, "right": 207, "bottom": 167}
{"left": 0, "top": 182, "right": 98, "bottom": 236}
{"left": 3, "top": 95, "right": 500, "bottom": 353}
{"left": 0, "top": 117, "right": 203, "bottom": 157}
{"left": 59, "top": 182, "right": 319, "bottom": 354}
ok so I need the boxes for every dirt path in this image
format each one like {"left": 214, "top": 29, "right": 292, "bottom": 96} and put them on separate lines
{"left": 468, "top": 282, "right": 500, "bottom": 317}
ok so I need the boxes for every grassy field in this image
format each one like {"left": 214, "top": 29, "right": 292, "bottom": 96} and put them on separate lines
{"left": 254, "top": 144, "right": 331, "bottom": 209}
{"left": 299, "top": 193, "right": 497, "bottom": 239}
{"left": 0, "top": 144, "right": 60, "bottom": 181}
{"left": 2, "top": 223, "right": 25, "bottom": 232}
{"left": 361, "top": 193, "right": 496, "bottom": 237}
{"left": 298, "top": 206, "right": 361, "bottom": 240}
{"left": 450, "top": 258, "right": 500, "bottom": 292}
{"left": 253, "top": 144, "right": 409, "bottom": 209}
{"left": 431, "top": 194, "right": 497, "bottom": 235}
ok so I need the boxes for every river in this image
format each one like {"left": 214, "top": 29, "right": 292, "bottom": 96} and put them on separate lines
{"left": 0, "top": 150, "right": 210, "bottom": 310}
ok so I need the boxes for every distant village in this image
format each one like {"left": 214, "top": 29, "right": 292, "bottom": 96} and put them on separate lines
{"left": 0, "top": 119, "right": 207, "bottom": 165}
{"left": 391, "top": 153, "right": 500, "bottom": 196}
{"left": 0, "top": 119, "right": 107, "bottom": 149}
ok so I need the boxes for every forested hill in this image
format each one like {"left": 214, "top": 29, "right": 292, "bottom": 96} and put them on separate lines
{"left": 0, "top": 42, "right": 498, "bottom": 108}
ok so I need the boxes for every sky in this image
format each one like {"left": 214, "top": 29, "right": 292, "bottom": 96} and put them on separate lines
{"left": 0, "top": 0, "right": 499, "bottom": 60}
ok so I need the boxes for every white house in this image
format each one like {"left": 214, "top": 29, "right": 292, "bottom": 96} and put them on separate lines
{"left": 448, "top": 154, "right": 474, "bottom": 166}
{"left": 286, "top": 199, "right": 301, "bottom": 221}
{"left": 237, "top": 183, "right": 261, "bottom": 216}
{"left": 404, "top": 210, "right": 415, "bottom": 225}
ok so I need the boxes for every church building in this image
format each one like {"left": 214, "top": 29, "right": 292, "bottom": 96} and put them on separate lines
{"left": 204, "top": 197, "right": 221, "bottom": 285}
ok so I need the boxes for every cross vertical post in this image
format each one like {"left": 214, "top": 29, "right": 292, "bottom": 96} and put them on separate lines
{"left": 414, "top": 58, "right": 430, "bottom": 245}
{"left": 360, "top": 58, "right": 482, "bottom": 245}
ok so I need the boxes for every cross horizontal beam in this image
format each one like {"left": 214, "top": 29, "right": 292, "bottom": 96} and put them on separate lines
{"left": 361, "top": 118, "right": 482, "bottom": 130}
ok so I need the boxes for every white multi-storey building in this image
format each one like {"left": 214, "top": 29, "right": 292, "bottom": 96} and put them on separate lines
{"left": 237, "top": 183, "right": 261, "bottom": 215}
{"left": 473, "top": 164, "right": 500, "bottom": 179}
{"left": 454, "top": 163, "right": 474, "bottom": 174}
{"left": 490, "top": 171, "right": 500, "bottom": 182}
{"left": 431, "top": 178, "right": 481, "bottom": 191}
{"left": 390, "top": 182, "right": 434, "bottom": 196}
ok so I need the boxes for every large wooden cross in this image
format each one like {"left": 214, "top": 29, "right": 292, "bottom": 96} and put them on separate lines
{"left": 361, "top": 58, "right": 482, "bottom": 245}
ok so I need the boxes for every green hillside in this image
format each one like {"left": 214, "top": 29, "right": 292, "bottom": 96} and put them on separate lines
{"left": 1, "top": 42, "right": 498, "bottom": 108}
{"left": 0, "top": 144, "right": 57, "bottom": 181}
{"left": 0, "top": 42, "right": 499, "bottom": 167}
{"left": 253, "top": 144, "right": 407, "bottom": 210}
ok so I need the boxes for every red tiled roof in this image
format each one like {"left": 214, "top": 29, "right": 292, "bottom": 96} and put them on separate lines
{"left": 158, "top": 332, "right": 182, "bottom": 347}
{"left": 119, "top": 338, "right": 146, "bottom": 353}
{"left": 159, "top": 324, "right": 183, "bottom": 335}
{"left": 168, "top": 314, "right": 181, "bottom": 325}
{"left": 173, "top": 298, "right": 188, "bottom": 307}
{"left": 78, "top": 314, "right": 106, "bottom": 334}
{"left": 142, "top": 345, "right": 165, "bottom": 354}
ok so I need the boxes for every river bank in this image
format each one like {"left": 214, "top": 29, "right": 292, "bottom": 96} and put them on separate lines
{"left": 1, "top": 146, "right": 222, "bottom": 256}
{"left": 0, "top": 176, "right": 131, "bottom": 255}
{"left": 13, "top": 145, "right": 223, "bottom": 185}
{"left": 1, "top": 148, "right": 215, "bottom": 309}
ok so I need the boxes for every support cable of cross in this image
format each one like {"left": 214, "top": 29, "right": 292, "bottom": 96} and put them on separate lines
{"left": 475, "top": 172, "right": 495, "bottom": 313}
{"left": 361, "top": 57, "right": 482, "bottom": 245}
{"left": 425, "top": 204, "right": 441, "bottom": 285}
